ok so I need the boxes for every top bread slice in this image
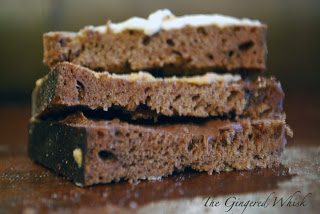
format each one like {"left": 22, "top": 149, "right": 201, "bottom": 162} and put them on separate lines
{"left": 43, "top": 9, "right": 267, "bottom": 76}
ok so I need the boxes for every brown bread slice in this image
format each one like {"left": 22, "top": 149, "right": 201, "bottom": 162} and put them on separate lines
{"left": 28, "top": 112, "right": 292, "bottom": 186}
{"left": 43, "top": 24, "right": 267, "bottom": 76}
{"left": 32, "top": 62, "right": 283, "bottom": 120}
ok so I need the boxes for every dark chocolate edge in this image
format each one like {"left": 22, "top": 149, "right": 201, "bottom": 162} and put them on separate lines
{"left": 32, "top": 66, "right": 60, "bottom": 117}
{"left": 28, "top": 118, "right": 87, "bottom": 185}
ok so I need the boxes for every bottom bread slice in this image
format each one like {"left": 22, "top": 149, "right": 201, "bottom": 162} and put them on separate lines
{"left": 28, "top": 112, "right": 292, "bottom": 186}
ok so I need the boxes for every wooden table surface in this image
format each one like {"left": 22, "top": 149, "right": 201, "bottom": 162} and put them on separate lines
{"left": 0, "top": 92, "right": 319, "bottom": 214}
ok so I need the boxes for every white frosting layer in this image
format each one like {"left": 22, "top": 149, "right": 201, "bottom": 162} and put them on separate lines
{"left": 94, "top": 71, "right": 241, "bottom": 85}
{"left": 92, "top": 9, "right": 261, "bottom": 36}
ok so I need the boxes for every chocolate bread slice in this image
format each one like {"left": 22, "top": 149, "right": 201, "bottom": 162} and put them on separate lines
{"left": 32, "top": 62, "right": 283, "bottom": 120}
{"left": 43, "top": 9, "right": 267, "bottom": 76}
{"left": 28, "top": 112, "right": 292, "bottom": 186}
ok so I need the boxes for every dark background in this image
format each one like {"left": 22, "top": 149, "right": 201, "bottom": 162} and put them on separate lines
{"left": 0, "top": 0, "right": 319, "bottom": 141}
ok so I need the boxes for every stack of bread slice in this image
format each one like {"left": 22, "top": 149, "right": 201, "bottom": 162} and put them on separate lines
{"left": 29, "top": 9, "right": 292, "bottom": 186}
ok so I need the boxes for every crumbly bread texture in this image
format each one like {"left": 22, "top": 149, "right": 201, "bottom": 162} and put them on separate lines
{"left": 32, "top": 62, "right": 283, "bottom": 120}
{"left": 43, "top": 23, "right": 267, "bottom": 76}
{"left": 28, "top": 112, "right": 292, "bottom": 186}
